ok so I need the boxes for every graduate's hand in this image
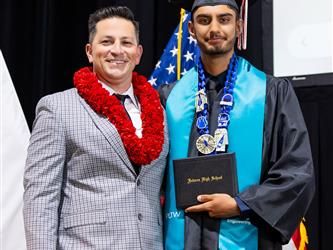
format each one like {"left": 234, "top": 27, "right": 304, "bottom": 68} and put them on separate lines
{"left": 185, "top": 193, "right": 240, "bottom": 218}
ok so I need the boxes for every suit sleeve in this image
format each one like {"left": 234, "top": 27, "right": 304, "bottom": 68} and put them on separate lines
{"left": 23, "top": 95, "right": 66, "bottom": 250}
{"left": 238, "top": 77, "right": 315, "bottom": 244}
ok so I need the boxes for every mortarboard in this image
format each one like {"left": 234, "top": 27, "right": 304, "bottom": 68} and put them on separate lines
{"left": 191, "top": 0, "right": 239, "bottom": 11}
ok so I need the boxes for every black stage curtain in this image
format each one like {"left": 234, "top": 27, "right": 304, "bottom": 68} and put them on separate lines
{"left": 295, "top": 85, "right": 333, "bottom": 250}
{"left": 1, "top": 0, "right": 332, "bottom": 249}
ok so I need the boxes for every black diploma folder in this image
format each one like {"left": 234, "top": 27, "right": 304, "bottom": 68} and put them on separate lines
{"left": 173, "top": 152, "right": 238, "bottom": 209}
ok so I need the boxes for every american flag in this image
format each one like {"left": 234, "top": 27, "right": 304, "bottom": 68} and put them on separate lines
{"left": 150, "top": 8, "right": 309, "bottom": 250}
{"left": 149, "top": 9, "right": 200, "bottom": 88}
{"left": 283, "top": 218, "right": 308, "bottom": 250}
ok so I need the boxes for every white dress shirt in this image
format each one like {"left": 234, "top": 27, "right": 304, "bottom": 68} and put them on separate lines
{"left": 100, "top": 82, "right": 142, "bottom": 138}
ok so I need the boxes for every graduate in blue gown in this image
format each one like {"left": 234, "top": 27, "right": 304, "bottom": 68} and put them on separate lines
{"left": 159, "top": 0, "right": 315, "bottom": 249}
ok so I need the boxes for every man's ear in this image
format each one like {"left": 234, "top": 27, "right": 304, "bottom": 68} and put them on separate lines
{"left": 188, "top": 21, "right": 196, "bottom": 39}
{"left": 85, "top": 43, "right": 93, "bottom": 63}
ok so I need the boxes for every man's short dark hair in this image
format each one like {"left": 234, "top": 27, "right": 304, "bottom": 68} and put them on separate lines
{"left": 88, "top": 6, "right": 139, "bottom": 43}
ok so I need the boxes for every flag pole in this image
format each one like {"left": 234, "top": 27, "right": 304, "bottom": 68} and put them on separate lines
{"left": 177, "top": 8, "right": 186, "bottom": 80}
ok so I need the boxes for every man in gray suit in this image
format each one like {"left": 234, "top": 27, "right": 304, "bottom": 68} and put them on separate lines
{"left": 23, "top": 6, "right": 168, "bottom": 250}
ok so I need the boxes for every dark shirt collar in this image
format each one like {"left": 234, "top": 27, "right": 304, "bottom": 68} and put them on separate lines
{"left": 204, "top": 69, "right": 227, "bottom": 93}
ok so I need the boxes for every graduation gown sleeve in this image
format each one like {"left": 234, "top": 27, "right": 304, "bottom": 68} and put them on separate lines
{"left": 238, "top": 75, "right": 315, "bottom": 244}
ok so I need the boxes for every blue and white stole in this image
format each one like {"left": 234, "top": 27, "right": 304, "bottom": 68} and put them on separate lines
{"left": 164, "top": 57, "right": 266, "bottom": 250}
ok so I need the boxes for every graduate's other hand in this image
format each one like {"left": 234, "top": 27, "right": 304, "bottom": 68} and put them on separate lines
{"left": 185, "top": 193, "right": 241, "bottom": 218}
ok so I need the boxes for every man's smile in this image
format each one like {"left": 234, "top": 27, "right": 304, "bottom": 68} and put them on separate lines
{"left": 105, "top": 59, "right": 128, "bottom": 65}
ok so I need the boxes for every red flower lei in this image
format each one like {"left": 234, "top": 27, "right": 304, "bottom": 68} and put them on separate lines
{"left": 73, "top": 67, "right": 164, "bottom": 165}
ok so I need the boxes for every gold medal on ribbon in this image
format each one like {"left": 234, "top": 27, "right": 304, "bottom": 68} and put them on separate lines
{"left": 196, "top": 134, "right": 216, "bottom": 155}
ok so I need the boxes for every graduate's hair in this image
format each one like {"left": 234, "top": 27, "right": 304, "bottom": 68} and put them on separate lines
{"left": 88, "top": 6, "right": 140, "bottom": 43}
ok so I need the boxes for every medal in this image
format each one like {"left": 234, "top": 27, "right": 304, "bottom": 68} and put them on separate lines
{"left": 195, "top": 89, "right": 208, "bottom": 112}
{"left": 214, "top": 128, "right": 229, "bottom": 152}
{"left": 218, "top": 113, "right": 230, "bottom": 127}
{"left": 196, "top": 116, "right": 208, "bottom": 130}
{"left": 220, "top": 93, "right": 234, "bottom": 106}
{"left": 196, "top": 134, "right": 216, "bottom": 155}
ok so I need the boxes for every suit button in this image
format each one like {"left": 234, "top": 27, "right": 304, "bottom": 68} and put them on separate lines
{"left": 138, "top": 213, "right": 143, "bottom": 221}
{"left": 137, "top": 179, "right": 141, "bottom": 186}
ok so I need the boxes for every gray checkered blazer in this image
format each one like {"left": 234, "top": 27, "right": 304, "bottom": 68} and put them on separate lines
{"left": 23, "top": 88, "right": 169, "bottom": 250}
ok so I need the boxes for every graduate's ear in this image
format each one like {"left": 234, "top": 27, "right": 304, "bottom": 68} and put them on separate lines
{"left": 236, "top": 18, "right": 243, "bottom": 39}
{"left": 188, "top": 21, "right": 196, "bottom": 39}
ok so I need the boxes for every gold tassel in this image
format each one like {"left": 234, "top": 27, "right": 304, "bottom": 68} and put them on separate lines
{"left": 299, "top": 218, "right": 309, "bottom": 250}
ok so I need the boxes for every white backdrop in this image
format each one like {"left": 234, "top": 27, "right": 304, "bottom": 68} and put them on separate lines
{"left": 0, "top": 50, "right": 28, "bottom": 250}
{"left": 273, "top": 0, "right": 333, "bottom": 77}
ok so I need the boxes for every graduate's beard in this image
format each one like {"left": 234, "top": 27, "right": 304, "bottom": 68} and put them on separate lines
{"left": 202, "top": 33, "right": 237, "bottom": 56}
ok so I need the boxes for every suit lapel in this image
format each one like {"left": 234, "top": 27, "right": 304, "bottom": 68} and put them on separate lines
{"left": 76, "top": 92, "right": 135, "bottom": 174}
